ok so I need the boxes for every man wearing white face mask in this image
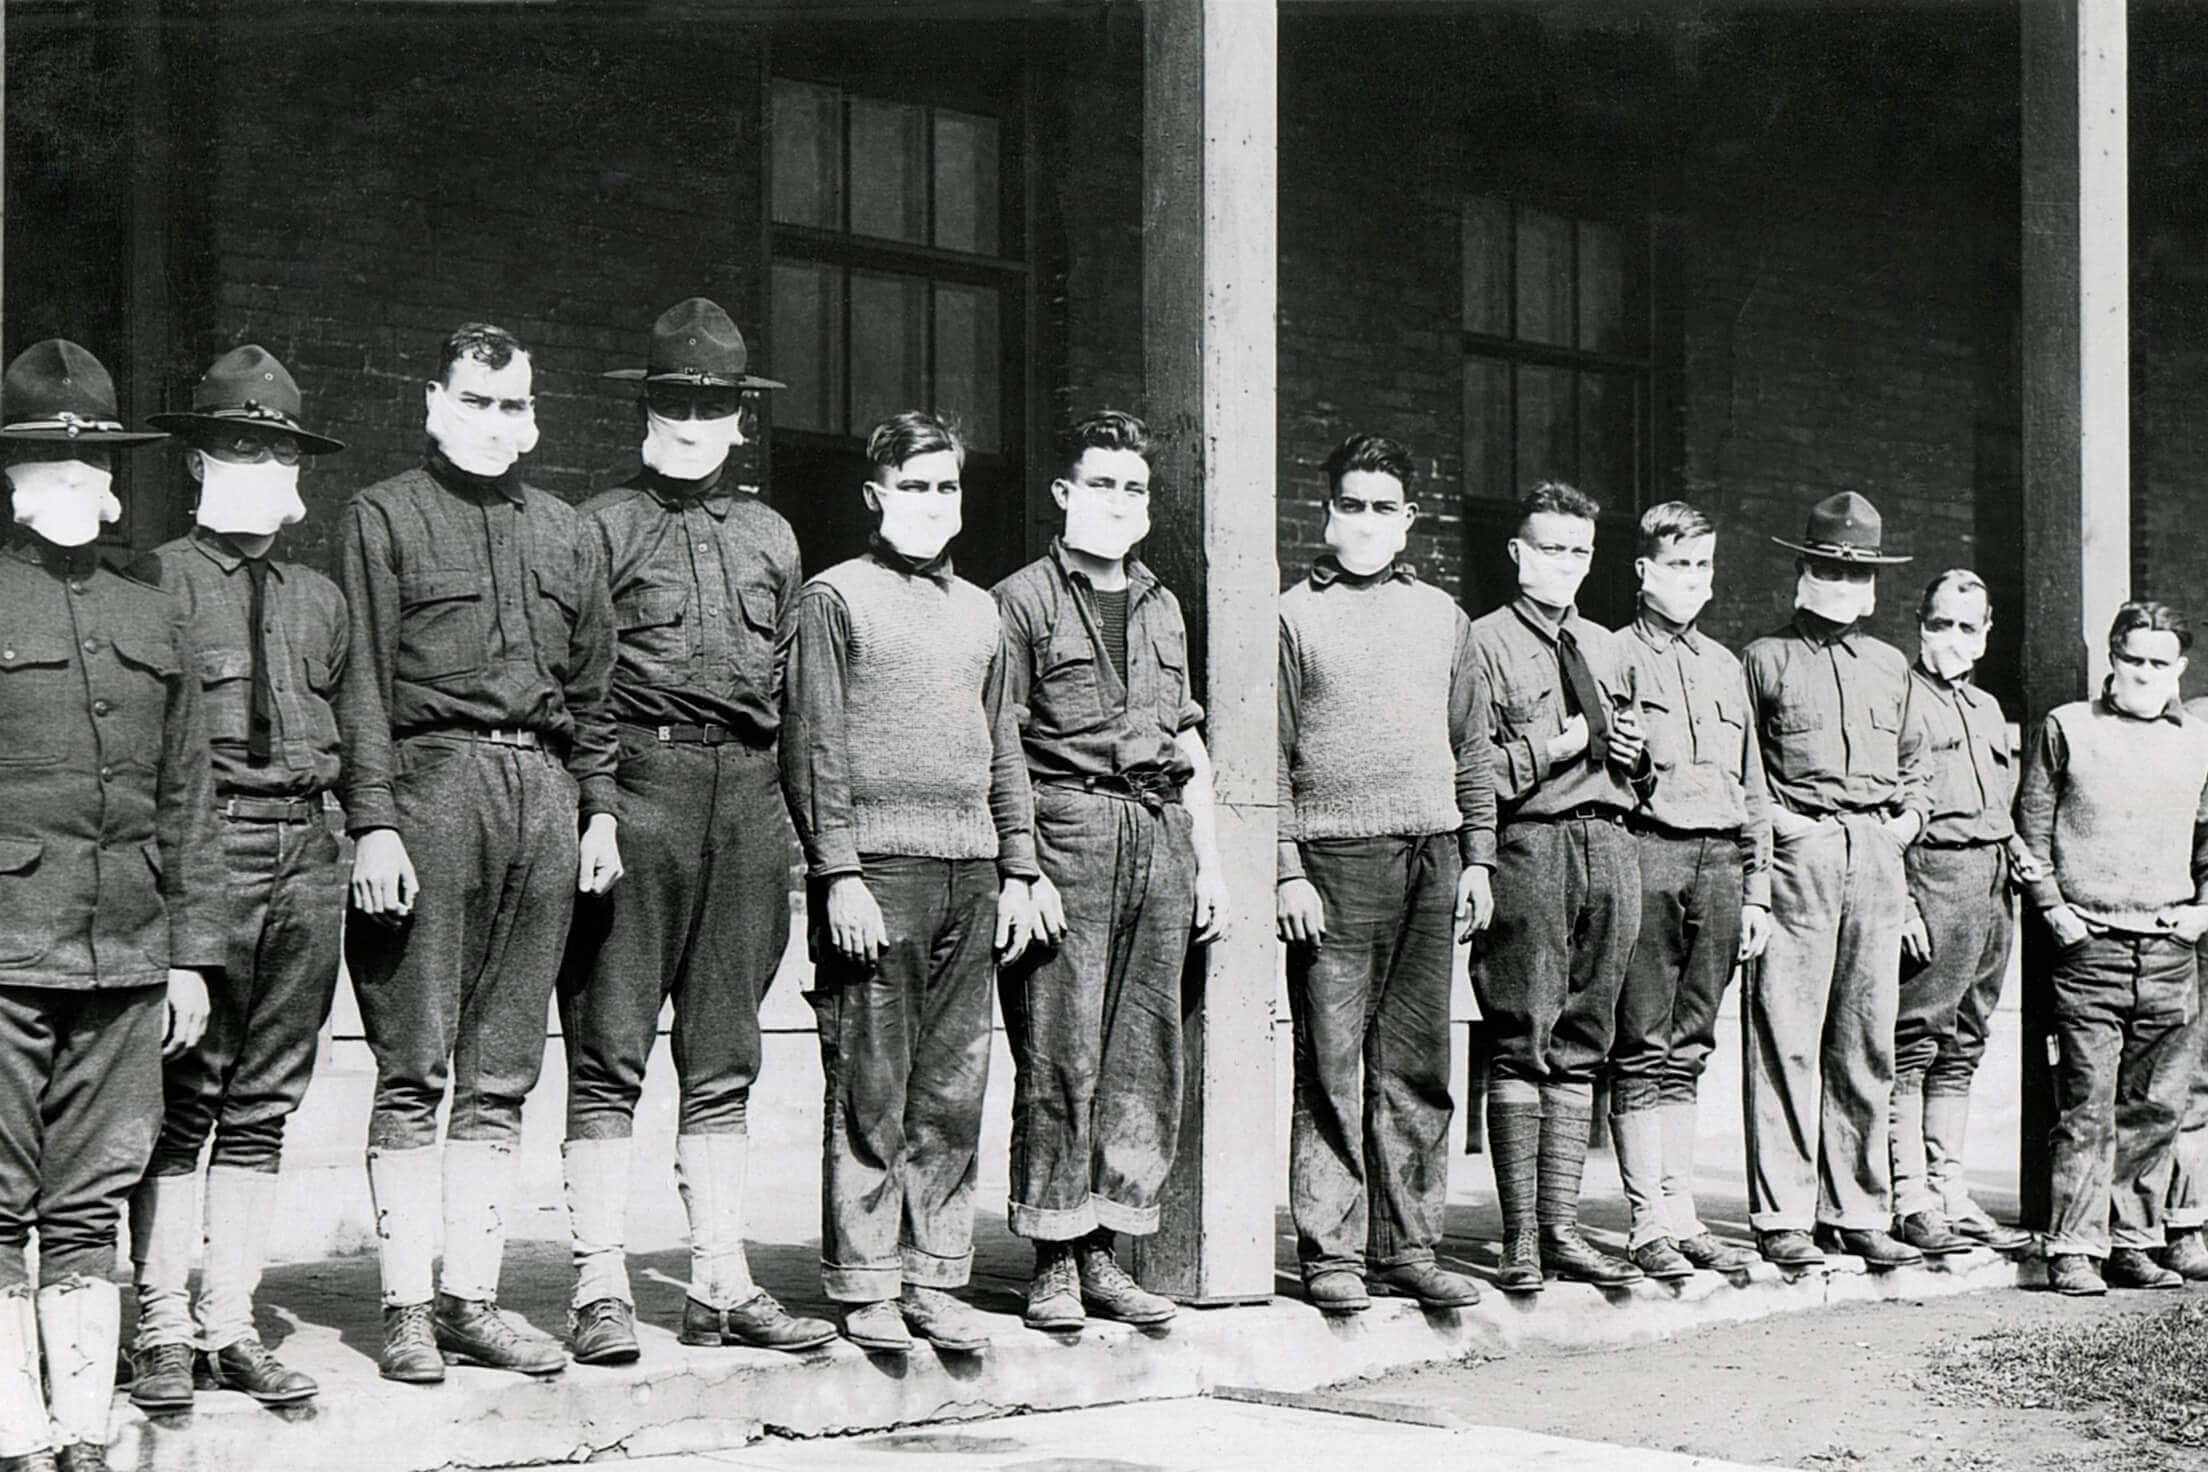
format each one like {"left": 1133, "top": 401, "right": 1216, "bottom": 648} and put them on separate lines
{"left": 1742, "top": 491, "right": 1930, "bottom": 1273}
{"left": 992, "top": 411, "right": 1226, "bottom": 1332}
{"left": 2017, "top": 602, "right": 2208, "bottom": 1296}
{"left": 127, "top": 347, "right": 349, "bottom": 1413}
{"left": 1277, "top": 434, "right": 1495, "bottom": 1315}
{"left": 554, "top": 300, "right": 831, "bottom": 1363}
{"left": 1607, "top": 502, "right": 1772, "bottom": 1282}
{"left": 781, "top": 411, "right": 1040, "bottom": 1356}
{"left": 1886, "top": 571, "right": 2036, "bottom": 1263}
{"left": 338, "top": 323, "right": 620, "bottom": 1383}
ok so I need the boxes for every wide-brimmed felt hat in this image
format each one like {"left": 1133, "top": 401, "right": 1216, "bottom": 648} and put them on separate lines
{"left": 146, "top": 345, "right": 346, "bottom": 455}
{"left": 1770, "top": 490, "right": 1911, "bottom": 566}
{"left": 603, "top": 297, "right": 784, "bottom": 390}
{"left": 0, "top": 339, "right": 166, "bottom": 446}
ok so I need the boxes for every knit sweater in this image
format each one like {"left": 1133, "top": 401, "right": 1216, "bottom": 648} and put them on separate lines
{"left": 2017, "top": 695, "right": 2208, "bottom": 932}
{"left": 811, "top": 556, "right": 1002, "bottom": 860}
{"left": 1280, "top": 573, "right": 1464, "bottom": 840}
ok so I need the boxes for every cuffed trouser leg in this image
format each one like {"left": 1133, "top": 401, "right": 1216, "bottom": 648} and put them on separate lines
{"left": 39, "top": 1276, "right": 118, "bottom": 1451}
{"left": 128, "top": 1172, "right": 197, "bottom": 1350}
{"left": 199, "top": 1165, "right": 276, "bottom": 1351}
{"left": 442, "top": 1140, "right": 516, "bottom": 1303}
{"left": 0, "top": 1285, "right": 46, "bottom": 1458}
{"left": 367, "top": 1145, "right": 440, "bottom": 1308}
{"left": 677, "top": 1133, "right": 758, "bottom": 1309}
{"left": 563, "top": 1137, "right": 633, "bottom": 1308}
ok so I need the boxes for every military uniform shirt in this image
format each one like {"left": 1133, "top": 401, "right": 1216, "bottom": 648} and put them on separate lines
{"left": 1468, "top": 597, "right": 1643, "bottom": 820}
{"left": 1742, "top": 612, "right": 1929, "bottom": 823}
{"left": 1898, "top": 663, "right": 2016, "bottom": 846}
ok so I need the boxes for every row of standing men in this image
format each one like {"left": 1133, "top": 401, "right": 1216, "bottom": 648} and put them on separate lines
{"left": 1, "top": 299, "right": 2202, "bottom": 1470}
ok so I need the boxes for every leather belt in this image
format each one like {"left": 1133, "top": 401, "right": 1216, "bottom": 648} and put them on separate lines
{"left": 651, "top": 722, "right": 745, "bottom": 746}
{"left": 1628, "top": 815, "right": 1740, "bottom": 842}
{"left": 1516, "top": 803, "right": 1628, "bottom": 826}
{"left": 219, "top": 795, "right": 321, "bottom": 824}
{"left": 445, "top": 728, "right": 542, "bottom": 749}
{"left": 1041, "top": 774, "right": 1183, "bottom": 812}
{"left": 1916, "top": 837, "right": 2002, "bottom": 851}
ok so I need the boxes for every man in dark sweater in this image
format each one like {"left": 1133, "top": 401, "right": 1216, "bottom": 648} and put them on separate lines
{"left": 993, "top": 411, "right": 1224, "bottom": 1333}
{"left": 782, "top": 411, "right": 1040, "bottom": 1356}
{"left": 339, "top": 323, "right": 620, "bottom": 1383}
{"left": 1278, "top": 433, "right": 1495, "bottom": 1313}
{"left": 1469, "top": 481, "right": 1648, "bottom": 1293}
{"left": 2016, "top": 601, "right": 2208, "bottom": 1296}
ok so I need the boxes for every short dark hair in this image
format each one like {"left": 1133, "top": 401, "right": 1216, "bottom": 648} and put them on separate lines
{"left": 865, "top": 410, "right": 966, "bottom": 476}
{"left": 1322, "top": 433, "right": 1414, "bottom": 498}
{"left": 1917, "top": 569, "right": 1990, "bottom": 623}
{"left": 438, "top": 322, "right": 527, "bottom": 385}
{"left": 1517, "top": 480, "right": 1600, "bottom": 536}
{"left": 1636, "top": 501, "right": 1713, "bottom": 559}
{"left": 1061, "top": 410, "right": 1151, "bottom": 478}
{"left": 2109, "top": 600, "right": 2193, "bottom": 655}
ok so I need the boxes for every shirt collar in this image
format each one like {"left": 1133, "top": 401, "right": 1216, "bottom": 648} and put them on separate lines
{"left": 869, "top": 536, "right": 957, "bottom": 587}
{"left": 1510, "top": 595, "right": 1577, "bottom": 646}
{"left": 188, "top": 525, "right": 285, "bottom": 580}
{"left": 1309, "top": 553, "right": 1417, "bottom": 589}
{"left": 1632, "top": 609, "right": 1698, "bottom": 651}
{"left": 641, "top": 464, "right": 735, "bottom": 519}
{"left": 425, "top": 444, "right": 526, "bottom": 506}
{"left": 2098, "top": 682, "right": 2188, "bottom": 725}
{"left": 3, "top": 530, "right": 100, "bottom": 581}
{"left": 1791, "top": 608, "right": 1860, "bottom": 651}
{"left": 1048, "top": 537, "right": 1158, "bottom": 601}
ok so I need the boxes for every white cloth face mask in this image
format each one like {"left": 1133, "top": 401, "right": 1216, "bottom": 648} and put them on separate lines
{"left": 9, "top": 458, "right": 120, "bottom": 547}
{"left": 1324, "top": 506, "right": 1409, "bottom": 577}
{"left": 1638, "top": 562, "right": 1713, "bottom": 625}
{"left": 1796, "top": 569, "right": 1875, "bottom": 624}
{"left": 641, "top": 410, "right": 745, "bottom": 481}
{"left": 1512, "top": 538, "right": 1590, "bottom": 609}
{"left": 194, "top": 455, "right": 305, "bottom": 537}
{"left": 875, "top": 489, "right": 962, "bottom": 562}
{"left": 426, "top": 384, "right": 538, "bottom": 477}
{"left": 1918, "top": 626, "right": 1986, "bottom": 681}
{"left": 1062, "top": 483, "right": 1151, "bottom": 561}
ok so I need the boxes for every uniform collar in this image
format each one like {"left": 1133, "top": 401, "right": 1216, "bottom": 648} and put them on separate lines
{"left": 1911, "top": 658, "right": 1977, "bottom": 699}
{"left": 3, "top": 529, "right": 100, "bottom": 581}
{"left": 425, "top": 444, "right": 526, "bottom": 506}
{"left": 1791, "top": 608, "right": 1861, "bottom": 651}
{"left": 1632, "top": 609, "right": 1700, "bottom": 651}
{"left": 188, "top": 525, "right": 286, "bottom": 579}
{"left": 1309, "top": 553, "right": 1416, "bottom": 589}
{"left": 2097, "top": 683, "right": 2188, "bottom": 725}
{"left": 1510, "top": 595, "right": 1579, "bottom": 646}
{"left": 641, "top": 464, "right": 735, "bottom": 518}
{"left": 1049, "top": 537, "right": 1158, "bottom": 601}
{"left": 868, "top": 536, "right": 957, "bottom": 587}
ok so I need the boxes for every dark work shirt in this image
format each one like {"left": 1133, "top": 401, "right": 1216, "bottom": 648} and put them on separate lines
{"left": 583, "top": 467, "right": 801, "bottom": 741}
{"left": 1467, "top": 597, "right": 1644, "bottom": 821}
{"left": 1094, "top": 586, "right": 1129, "bottom": 683}
{"left": 1899, "top": 663, "right": 2017, "bottom": 847}
{"left": 150, "top": 528, "right": 348, "bottom": 801}
{"left": 1619, "top": 613, "right": 1773, "bottom": 908}
{"left": 1743, "top": 612, "right": 1929, "bottom": 823}
{"left": 991, "top": 541, "right": 1202, "bottom": 789}
{"left": 336, "top": 452, "right": 618, "bottom": 832}
{"left": 0, "top": 534, "right": 225, "bottom": 987}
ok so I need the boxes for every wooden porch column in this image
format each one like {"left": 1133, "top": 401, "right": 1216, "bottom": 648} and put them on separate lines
{"left": 2017, "top": 0, "right": 2128, "bottom": 1229}
{"left": 1131, "top": 0, "right": 1278, "bottom": 1304}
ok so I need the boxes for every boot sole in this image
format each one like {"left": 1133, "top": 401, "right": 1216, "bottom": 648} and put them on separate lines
{"left": 438, "top": 1349, "right": 566, "bottom": 1376}
{"left": 574, "top": 1342, "right": 643, "bottom": 1365}
{"left": 1372, "top": 1282, "right": 1479, "bottom": 1308}
{"left": 685, "top": 1328, "right": 840, "bottom": 1353}
{"left": 1086, "top": 1300, "right": 1179, "bottom": 1326}
{"left": 1544, "top": 1264, "right": 1645, "bottom": 1287}
{"left": 846, "top": 1334, "right": 916, "bottom": 1354}
{"left": 128, "top": 1389, "right": 194, "bottom": 1413}
{"left": 1637, "top": 1264, "right": 1697, "bottom": 1282}
{"left": 379, "top": 1363, "right": 447, "bottom": 1384}
{"left": 1495, "top": 1275, "right": 1545, "bottom": 1295}
{"left": 235, "top": 1384, "right": 318, "bottom": 1406}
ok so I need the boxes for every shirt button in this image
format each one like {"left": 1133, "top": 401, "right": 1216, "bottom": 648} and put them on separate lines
{"left": 93, "top": 700, "right": 111, "bottom": 716}
{"left": 99, "top": 765, "right": 113, "bottom": 782}
{"left": 81, "top": 638, "right": 99, "bottom": 654}
{"left": 67, "top": 581, "right": 84, "bottom": 595}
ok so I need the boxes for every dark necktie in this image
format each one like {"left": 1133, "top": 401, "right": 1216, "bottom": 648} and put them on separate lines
{"left": 1557, "top": 624, "right": 1611, "bottom": 766}
{"left": 244, "top": 556, "right": 275, "bottom": 766}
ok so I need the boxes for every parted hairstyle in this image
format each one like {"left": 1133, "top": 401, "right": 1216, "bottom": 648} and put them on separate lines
{"left": 865, "top": 411, "right": 967, "bottom": 476}
{"left": 438, "top": 323, "right": 526, "bottom": 385}
{"left": 1518, "top": 480, "right": 1601, "bottom": 535}
{"left": 1636, "top": 500, "right": 1713, "bottom": 558}
{"left": 1917, "top": 569, "right": 1990, "bottom": 624}
{"left": 1061, "top": 410, "right": 1152, "bottom": 477}
{"left": 2109, "top": 600, "right": 2193, "bottom": 655}
{"left": 1323, "top": 433, "right": 1414, "bottom": 498}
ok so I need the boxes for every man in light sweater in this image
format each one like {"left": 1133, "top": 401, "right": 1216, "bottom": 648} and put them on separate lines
{"left": 781, "top": 410, "right": 1041, "bottom": 1355}
{"left": 1278, "top": 433, "right": 1496, "bottom": 1314}
{"left": 2016, "top": 600, "right": 2208, "bottom": 1296}
{"left": 993, "top": 411, "right": 1226, "bottom": 1334}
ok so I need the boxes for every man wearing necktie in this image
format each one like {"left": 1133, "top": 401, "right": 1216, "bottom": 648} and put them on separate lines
{"left": 128, "top": 347, "right": 349, "bottom": 1412}
{"left": 1742, "top": 491, "right": 1930, "bottom": 1273}
{"left": 1468, "top": 482, "right": 1650, "bottom": 1293}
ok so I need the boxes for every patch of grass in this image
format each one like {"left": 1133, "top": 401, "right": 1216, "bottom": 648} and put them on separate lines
{"left": 1926, "top": 1298, "right": 2208, "bottom": 1454}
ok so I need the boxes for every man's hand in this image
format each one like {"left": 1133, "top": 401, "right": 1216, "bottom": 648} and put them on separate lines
{"left": 1547, "top": 714, "right": 1590, "bottom": 766}
{"left": 164, "top": 968, "right": 210, "bottom": 1059}
{"left": 826, "top": 874, "right": 887, "bottom": 964}
{"left": 1277, "top": 877, "right": 1325, "bottom": 946}
{"left": 578, "top": 814, "right": 624, "bottom": 895}
{"left": 2006, "top": 837, "right": 2047, "bottom": 888}
{"left": 1456, "top": 865, "right": 1494, "bottom": 942}
{"left": 1901, "top": 913, "right": 1933, "bottom": 965}
{"left": 1029, "top": 873, "right": 1069, "bottom": 947}
{"left": 2163, "top": 905, "right": 2208, "bottom": 945}
{"left": 351, "top": 828, "right": 418, "bottom": 919}
{"left": 1191, "top": 865, "right": 1228, "bottom": 945}
{"left": 1739, "top": 903, "right": 1772, "bottom": 963}
{"left": 995, "top": 878, "right": 1037, "bottom": 964}
{"left": 1606, "top": 703, "right": 1646, "bottom": 771}
{"left": 2046, "top": 903, "right": 2092, "bottom": 950}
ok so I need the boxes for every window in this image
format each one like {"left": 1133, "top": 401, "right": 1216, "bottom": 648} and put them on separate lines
{"left": 1460, "top": 195, "right": 1652, "bottom": 509}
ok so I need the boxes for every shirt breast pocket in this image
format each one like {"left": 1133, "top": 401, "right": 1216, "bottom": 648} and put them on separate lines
{"left": 110, "top": 630, "right": 182, "bottom": 780}
{"left": 1496, "top": 683, "right": 1553, "bottom": 744}
{"left": 1035, "top": 629, "right": 1109, "bottom": 736}
{"left": 1152, "top": 626, "right": 1191, "bottom": 733}
{"left": 195, "top": 647, "right": 254, "bottom": 744}
{"left": 0, "top": 637, "right": 75, "bottom": 767}
{"left": 615, "top": 587, "right": 690, "bottom": 679}
{"left": 301, "top": 654, "right": 341, "bottom": 749}
{"left": 398, "top": 569, "right": 488, "bottom": 683}
{"left": 734, "top": 584, "right": 781, "bottom": 693}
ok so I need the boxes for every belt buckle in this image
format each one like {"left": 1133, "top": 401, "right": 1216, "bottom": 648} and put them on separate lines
{"left": 222, "top": 797, "right": 240, "bottom": 819}
{"left": 657, "top": 725, "right": 674, "bottom": 743}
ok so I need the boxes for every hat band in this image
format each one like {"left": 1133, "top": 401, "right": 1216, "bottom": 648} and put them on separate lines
{"left": 3, "top": 413, "right": 126, "bottom": 436}
{"left": 1802, "top": 541, "right": 1885, "bottom": 559}
{"left": 199, "top": 403, "right": 299, "bottom": 425}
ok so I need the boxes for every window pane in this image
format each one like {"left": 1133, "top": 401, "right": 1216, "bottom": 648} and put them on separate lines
{"left": 934, "top": 282, "right": 1001, "bottom": 453}
{"left": 1515, "top": 364, "right": 1575, "bottom": 488}
{"left": 849, "top": 99, "right": 928, "bottom": 244}
{"left": 769, "top": 261, "right": 845, "bottom": 435}
{"left": 849, "top": 271, "right": 928, "bottom": 436}
{"left": 1462, "top": 196, "right": 1510, "bottom": 336}
{"left": 1515, "top": 207, "right": 1573, "bottom": 347}
{"left": 1462, "top": 356, "right": 1512, "bottom": 502}
{"left": 1578, "top": 370, "right": 1636, "bottom": 505}
{"left": 933, "top": 109, "right": 1001, "bottom": 256}
{"left": 771, "top": 80, "right": 842, "bottom": 230}
{"left": 1578, "top": 218, "right": 1629, "bottom": 355}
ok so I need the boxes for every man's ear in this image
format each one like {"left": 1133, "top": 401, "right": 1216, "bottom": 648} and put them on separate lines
{"left": 1506, "top": 538, "right": 1524, "bottom": 571}
{"left": 1049, "top": 477, "right": 1072, "bottom": 513}
{"left": 1402, "top": 499, "right": 1420, "bottom": 527}
{"left": 2177, "top": 655, "right": 2192, "bottom": 683}
{"left": 184, "top": 451, "right": 204, "bottom": 485}
{"left": 861, "top": 480, "right": 882, "bottom": 517}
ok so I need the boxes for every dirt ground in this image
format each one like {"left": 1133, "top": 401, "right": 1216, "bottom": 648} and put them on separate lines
{"left": 1330, "top": 1287, "right": 2208, "bottom": 1472}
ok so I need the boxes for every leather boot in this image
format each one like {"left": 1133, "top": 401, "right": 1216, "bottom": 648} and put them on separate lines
{"left": 1077, "top": 1232, "right": 1176, "bottom": 1325}
{"left": 898, "top": 1287, "right": 990, "bottom": 1353}
{"left": 1025, "top": 1241, "right": 1085, "bottom": 1330}
{"left": 1537, "top": 1101, "right": 1643, "bottom": 1287}
{"left": 37, "top": 1279, "right": 118, "bottom": 1461}
{"left": 126, "top": 1172, "right": 196, "bottom": 1389}
{"left": 205, "top": 1339, "right": 316, "bottom": 1406}
{"left": 1894, "top": 1210, "right": 1973, "bottom": 1257}
{"left": 562, "top": 1137, "right": 638, "bottom": 1365}
{"left": 378, "top": 1303, "right": 443, "bottom": 1385}
{"left": 2046, "top": 1253, "right": 2106, "bottom": 1296}
{"left": 2165, "top": 1227, "right": 2208, "bottom": 1281}
{"left": 1814, "top": 1225, "right": 1922, "bottom": 1269}
{"left": 1373, "top": 1260, "right": 1482, "bottom": 1308}
{"left": 686, "top": 1292, "right": 836, "bottom": 1353}
{"left": 433, "top": 1293, "right": 566, "bottom": 1376}
{"left": 2105, "top": 1247, "right": 2184, "bottom": 1290}
{"left": 126, "top": 1343, "right": 194, "bottom": 1414}
{"left": 0, "top": 1287, "right": 48, "bottom": 1464}
{"left": 1488, "top": 1101, "right": 1544, "bottom": 1294}
{"left": 677, "top": 1133, "right": 764, "bottom": 1320}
